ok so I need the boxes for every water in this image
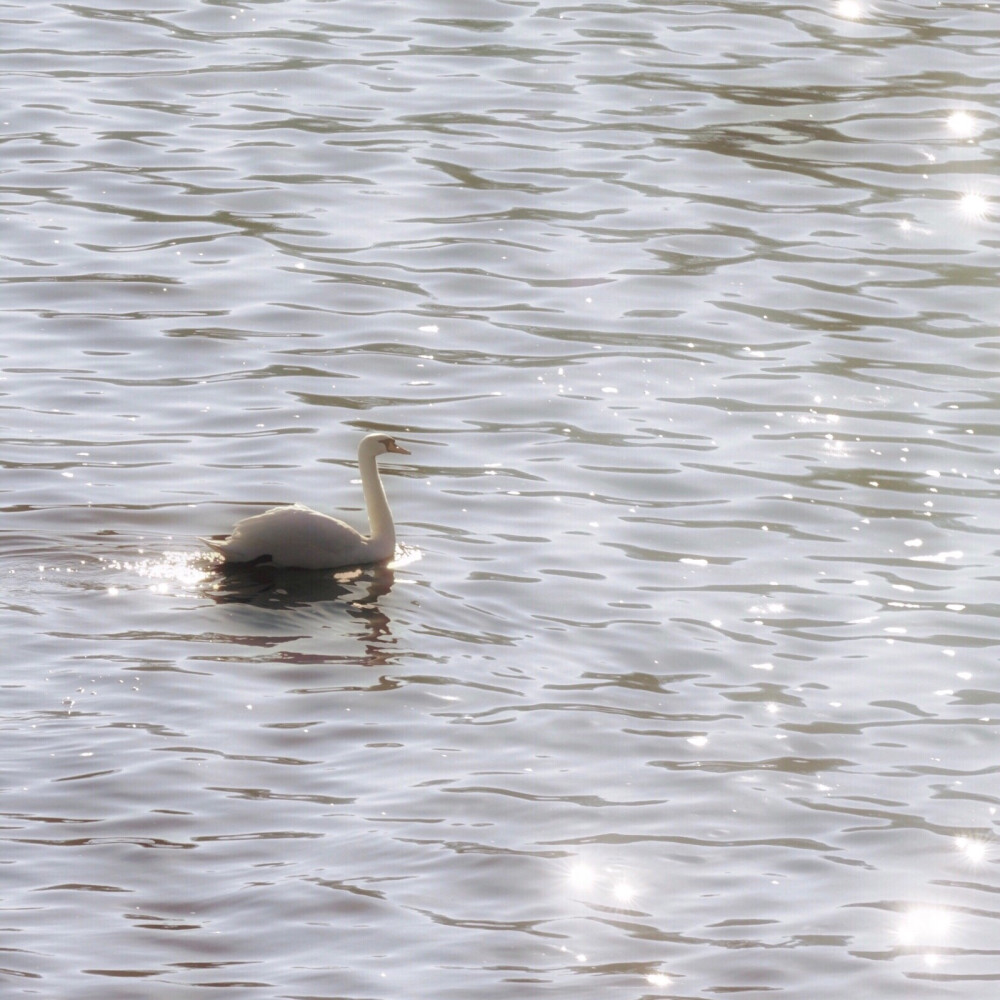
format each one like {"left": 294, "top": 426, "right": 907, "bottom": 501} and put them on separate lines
{"left": 3, "top": 0, "right": 1000, "bottom": 996}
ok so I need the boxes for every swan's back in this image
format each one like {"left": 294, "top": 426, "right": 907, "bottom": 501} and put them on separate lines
{"left": 205, "top": 504, "right": 377, "bottom": 569}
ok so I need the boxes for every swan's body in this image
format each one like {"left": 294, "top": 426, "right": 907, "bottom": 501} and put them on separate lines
{"left": 202, "top": 433, "right": 409, "bottom": 570}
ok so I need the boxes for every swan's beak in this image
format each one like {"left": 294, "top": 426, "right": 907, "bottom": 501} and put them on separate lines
{"left": 388, "top": 440, "right": 410, "bottom": 455}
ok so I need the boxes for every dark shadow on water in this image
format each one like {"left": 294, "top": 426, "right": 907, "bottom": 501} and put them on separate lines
{"left": 204, "top": 560, "right": 397, "bottom": 632}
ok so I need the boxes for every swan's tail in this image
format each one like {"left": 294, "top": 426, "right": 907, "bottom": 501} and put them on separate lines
{"left": 200, "top": 536, "right": 230, "bottom": 558}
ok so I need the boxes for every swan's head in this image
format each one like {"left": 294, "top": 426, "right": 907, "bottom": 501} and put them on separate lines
{"left": 362, "top": 432, "right": 411, "bottom": 457}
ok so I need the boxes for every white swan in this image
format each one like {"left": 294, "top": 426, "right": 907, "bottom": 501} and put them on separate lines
{"left": 202, "top": 433, "right": 410, "bottom": 569}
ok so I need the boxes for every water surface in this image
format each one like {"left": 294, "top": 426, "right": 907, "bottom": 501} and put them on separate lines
{"left": 3, "top": 1, "right": 1000, "bottom": 996}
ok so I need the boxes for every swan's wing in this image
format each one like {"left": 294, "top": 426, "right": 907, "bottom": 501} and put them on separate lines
{"left": 204, "top": 504, "right": 367, "bottom": 567}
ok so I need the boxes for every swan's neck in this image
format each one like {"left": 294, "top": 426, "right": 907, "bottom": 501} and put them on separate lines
{"left": 359, "top": 449, "right": 395, "bottom": 556}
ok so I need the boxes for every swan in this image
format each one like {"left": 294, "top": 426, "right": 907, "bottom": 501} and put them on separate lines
{"left": 202, "top": 433, "right": 410, "bottom": 569}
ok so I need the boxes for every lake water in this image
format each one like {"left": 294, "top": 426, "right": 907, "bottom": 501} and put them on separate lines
{"left": 3, "top": 1, "right": 1000, "bottom": 996}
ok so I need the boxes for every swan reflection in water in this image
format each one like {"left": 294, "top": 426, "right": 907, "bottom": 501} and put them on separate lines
{"left": 202, "top": 546, "right": 421, "bottom": 656}
{"left": 205, "top": 546, "right": 419, "bottom": 609}
{"left": 101, "top": 537, "right": 419, "bottom": 650}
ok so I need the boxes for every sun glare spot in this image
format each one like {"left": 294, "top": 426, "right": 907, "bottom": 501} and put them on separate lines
{"left": 565, "top": 860, "right": 644, "bottom": 911}
{"left": 897, "top": 906, "right": 952, "bottom": 947}
{"left": 109, "top": 550, "right": 213, "bottom": 591}
{"left": 955, "top": 835, "right": 988, "bottom": 864}
{"left": 612, "top": 879, "right": 636, "bottom": 905}
{"left": 646, "top": 971, "right": 671, "bottom": 987}
{"left": 958, "top": 192, "right": 990, "bottom": 221}
{"left": 836, "top": 0, "right": 863, "bottom": 18}
{"left": 947, "top": 110, "right": 976, "bottom": 138}
{"left": 568, "top": 862, "right": 597, "bottom": 892}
